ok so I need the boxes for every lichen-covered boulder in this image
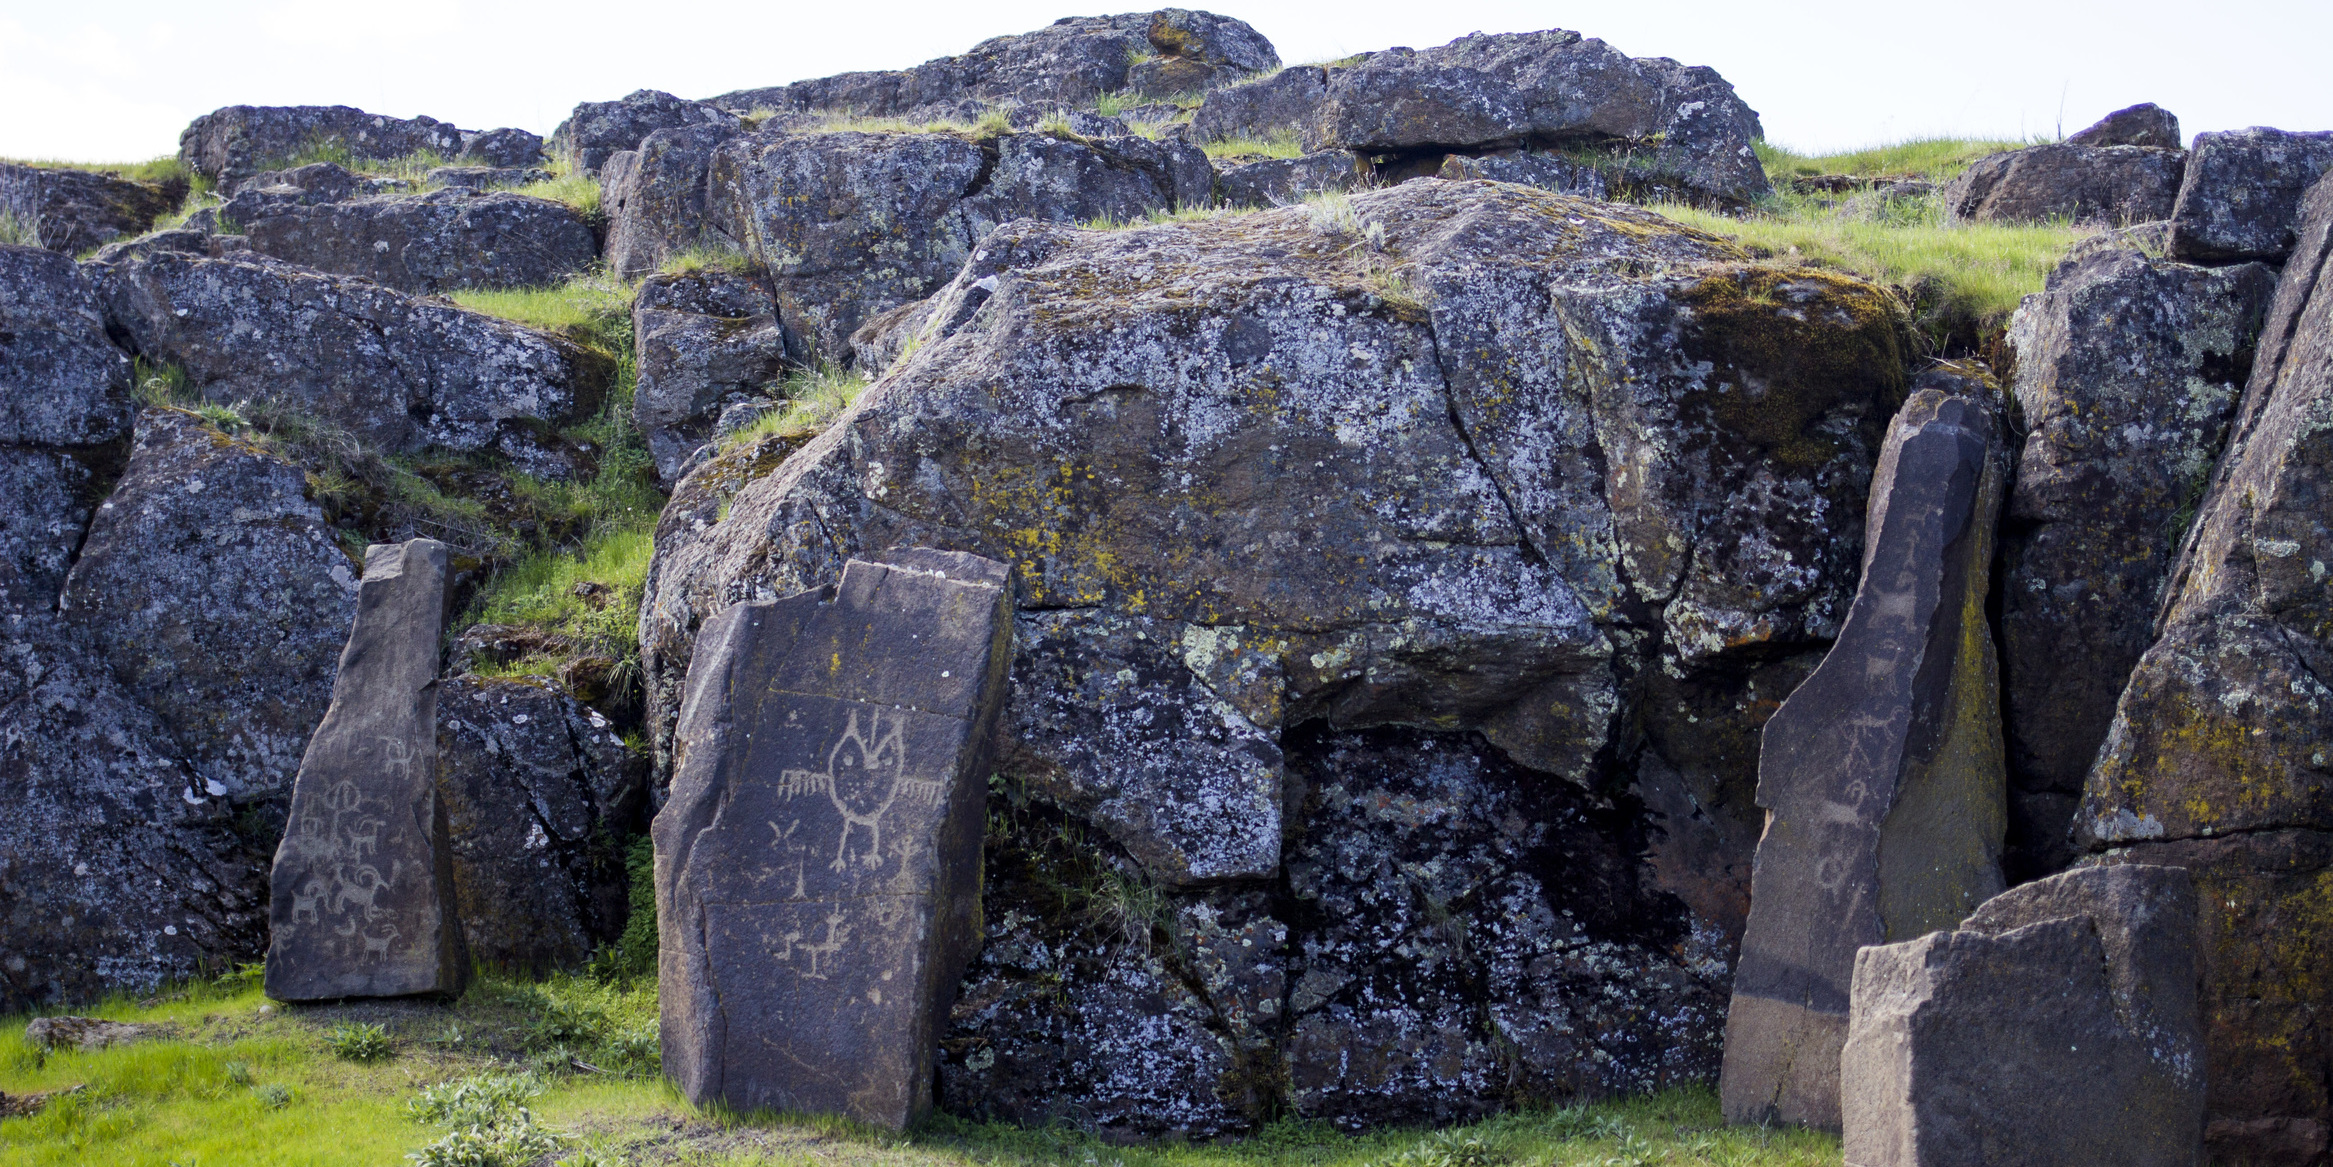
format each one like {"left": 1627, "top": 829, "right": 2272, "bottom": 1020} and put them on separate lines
{"left": 707, "top": 10, "right": 1278, "bottom": 115}
{"left": 1311, "top": 30, "right": 1770, "bottom": 203}
{"left": 552, "top": 89, "right": 741, "bottom": 176}
{"left": 631, "top": 269, "right": 788, "bottom": 481}
{"left": 2069, "top": 103, "right": 2183, "bottom": 149}
{"left": 0, "top": 244, "right": 131, "bottom": 614}
{"left": 179, "top": 105, "right": 467, "bottom": 188}
{"left": 92, "top": 251, "right": 610, "bottom": 455}
{"left": 2080, "top": 170, "right": 2333, "bottom": 1164}
{"left": 425, "top": 166, "right": 551, "bottom": 190}
{"left": 711, "top": 129, "right": 1209, "bottom": 365}
{"left": 642, "top": 180, "right": 1910, "bottom": 1126}
{"left": 221, "top": 188, "right": 598, "bottom": 295}
{"left": 458, "top": 127, "right": 545, "bottom": 169}
{"left": 1215, "top": 151, "right": 1362, "bottom": 208}
{"left": 2167, "top": 128, "right": 2333, "bottom": 263}
{"left": 59, "top": 408, "right": 359, "bottom": 801}
{"left": 436, "top": 676, "right": 645, "bottom": 975}
{"left": 1940, "top": 143, "right": 2186, "bottom": 225}
{"left": 1998, "top": 249, "right": 2274, "bottom": 877}
{"left": 0, "top": 162, "right": 180, "bottom": 254}
{"left": 1191, "top": 66, "right": 1326, "bottom": 143}
{"left": 600, "top": 123, "right": 749, "bottom": 279}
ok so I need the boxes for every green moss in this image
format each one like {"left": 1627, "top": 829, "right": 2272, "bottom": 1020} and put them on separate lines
{"left": 1677, "top": 265, "right": 1910, "bottom": 469}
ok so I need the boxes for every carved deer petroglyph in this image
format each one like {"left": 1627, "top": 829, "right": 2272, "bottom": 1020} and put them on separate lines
{"left": 362, "top": 925, "right": 400, "bottom": 962}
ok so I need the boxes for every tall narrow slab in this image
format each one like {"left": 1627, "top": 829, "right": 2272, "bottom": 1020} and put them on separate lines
{"left": 657, "top": 550, "right": 1011, "bottom": 1129}
{"left": 1721, "top": 383, "right": 2011, "bottom": 1130}
{"left": 264, "top": 540, "right": 464, "bottom": 1001}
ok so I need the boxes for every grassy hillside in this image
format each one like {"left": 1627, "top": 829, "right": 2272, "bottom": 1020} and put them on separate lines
{"left": 0, "top": 969, "right": 1841, "bottom": 1166}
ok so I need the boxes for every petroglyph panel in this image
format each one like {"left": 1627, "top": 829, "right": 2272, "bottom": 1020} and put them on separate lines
{"left": 265, "top": 539, "right": 466, "bottom": 1001}
{"left": 658, "top": 550, "right": 1011, "bottom": 1129}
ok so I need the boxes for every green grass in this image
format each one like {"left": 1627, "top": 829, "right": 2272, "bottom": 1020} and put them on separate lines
{"left": 658, "top": 244, "right": 756, "bottom": 276}
{"left": 1, "top": 155, "right": 191, "bottom": 186}
{"left": 0, "top": 964, "right": 1841, "bottom": 1166}
{"left": 447, "top": 272, "right": 633, "bottom": 339}
{"left": 1203, "top": 131, "right": 1307, "bottom": 161}
{"left": 719, "top": 366, "right": 872, "bottom": 452}
{"left": 511, "top": 167, "right": 602, "bottom": 218}
{"left": 813, "top": 109, "right": 1014, "bottom": 138}
{"left": 1752, "top": 137, "right": 2039, "bottom": 184}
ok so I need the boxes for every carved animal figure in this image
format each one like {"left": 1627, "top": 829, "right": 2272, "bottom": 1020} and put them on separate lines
{"left": 362, "top": 925, "right": 399, "bottom": 962}
{"left": 331, "top": 864, "right": 389, "bottom": 918}
{"left": 290, "top": 879, "right": 326, "bottom": 924}
{"left": 822, "top": 708, "right": 912, "bottom": 870}
{"left": 344, "top": 819, "right": 380, "bottom": 858}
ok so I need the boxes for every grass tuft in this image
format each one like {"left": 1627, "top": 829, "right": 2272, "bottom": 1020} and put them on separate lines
{"left": 1753, "top": 137, "right": 2039, "bottom": 183}
{"left": 1203, "top": 131, "right": 1307, "bottom": 161}
{"left": 719, "top": 366, "right": 871, "bottom": 452}
{"left": 324, "top": 1023, "right": 394, "bottom": 1062}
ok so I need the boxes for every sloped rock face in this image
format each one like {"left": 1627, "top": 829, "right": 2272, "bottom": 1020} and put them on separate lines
{"left": 1940, "top": 143, "right": 2186, "bottom": 225}
{"left": 2069, "top": 102, "right": 2183, "bottom": 149}
{"left": 93, "top": 252, "right": 609, "bottom": 455}
{"left": 601, "top": 123, "right": 750, "bottom": 279}
{"left": 2168, "top": 128, "right": 2333, "bottom": 263}
{"left": 180, "top": 105, "right": 467, "bottom": 188}
{"left": 707, "top": 10, "right": 1278, "bottom": 115}
{"left": 553, "top": 89, "right": 742, "bottom": 176}
{"left": 225, "top": 189, "right": 598, "bottom": 295}
{"left": 0, "top": 163, "right": 179, "bottom": 254}
{"left": 642, "top": 181, "right": 1910, "bottom": 1126}
{"left": 458, "top": 127, "right": 544, "bottom": 169}
{"left": 1216, "top": 152, "right": 1363, "bottom": 208}
{"left": 2080, "top": 172, "right": 2333, "bottom": 1165}
{"left": 1191, "top": 66, "right": 1326, "bottom": 143}
{"left": 1998, "top": 249, "right": 2275, "bottom": 878}
{"left": 1310, "top": 30, "right": 1770, "bottom": 203}
{"left": 631, "top": 270, "right": 789, "bottom": 481}
{"left": 437, "top": 677, "right": 645, "bottom": 975}
{"left": 711, "top": 129, "right": 1209, "bottom": 365}
{"left": 60, "top": 408, "right": 361, "bottom": 803}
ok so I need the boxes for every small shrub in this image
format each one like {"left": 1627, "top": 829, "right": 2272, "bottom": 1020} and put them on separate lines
{"left": 408, "top": 1073, "right": 565, "bottom": 1167}
{"left": 325, "top": 1020, "right": 394, "bottom": 1061}
{"left": 409, "top": 1073, "right": 541, "bottom": 1127}
{"left": 223, "top": 1059, "right": 253, "bottom": 1086}
{"left": 407, "top": 1121, "right": 565, "bottom": 1167}
{"left": 0, "top": 207, "right": 41, "bottom": 247}
{"left": 255, "top": 1083, "right": 294, "bottom": 1109}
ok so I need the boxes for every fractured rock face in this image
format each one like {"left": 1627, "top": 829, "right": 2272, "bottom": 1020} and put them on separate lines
{"left": 601, "top": 123, "right": 749, "bottom": 279}
{"left": 553, "top": 89, "right": 742, "bottom": 176}
{"left": 265, "top": 539, "right": 464, "bottom": 1001}
{"left": 60, "top": 408, "right": 361, "bottom": 802}
{"left": 437, "top": 676, "right": 646, "bottom": 975}
{"left": 180, "top": 105, "right": 467, "bottom": 189}
{"left": 1216, "top": 151, "right": 1363, "bottom": 208}
{"left": 1841, "top": 865, "right": 2204, "bottom": 1167}
{"left": 1998, "top": 249, "right": 2275, "bottom": 877}
{"left": 657, "top": 551, "right": 1011, "bottom": 1128}
{"left": 712, "top": 128, "right": 1209, "bottom": 365}
{"left": 1722, "top": 381, "right": 2011, "bottom": 1132}
{"left": 0, "top": 162, "right": 179, "bottom": 254}
{"left": 93, "top": 251, "right": 609, "bottom": 455}
{"left": 2168, "top": 128, "right": 2333, "bottom": 263}
{"left": 1191, "top": 66, "right": 1326, "bottom": 143}
{"left": 1311, "top": 30, "right": 1770, "bottom": 203}
{"left": 630, "top": 269, "right": 789, "bottom": 482}
{"left": 0, "top": 244, "right": 133, "bottom": 449}
{"left": 1940, "top": 143, "right": 2186, "bottom": 225}
{"left": 228, "top": 188, "right": 598, "bottom": 295}
{"left": 2069, "top": 102, "right": 2183, "bottom": 150}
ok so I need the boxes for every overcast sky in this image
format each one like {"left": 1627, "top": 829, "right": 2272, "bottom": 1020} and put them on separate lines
{"left": 5, "top": 0, "right": 2329, "bottom": 163}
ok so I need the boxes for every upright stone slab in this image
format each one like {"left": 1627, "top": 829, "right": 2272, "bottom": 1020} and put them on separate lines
{"left": 1721, "top": 382, "right": 2011, "bottom": 1130}
{"left": 264, "top": 540, "right": 464, "bottom": 1001}
{"left": 656, "top": 549, "right": 1011, "bottom": 1129}
{"left": 1841, "top": 865, "right": 2204, "bottom": 1167}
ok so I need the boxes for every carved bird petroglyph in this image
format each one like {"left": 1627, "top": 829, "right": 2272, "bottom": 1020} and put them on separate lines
{"left": 780, "top": 708, "right": 944, "bottom": 872}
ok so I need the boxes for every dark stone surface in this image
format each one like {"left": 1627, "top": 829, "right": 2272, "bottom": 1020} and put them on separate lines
{"left": 552, "top": 89, "right": 741, "bottom": 176}
{"left": 1722, "top": 381, "right": 2011, "bottom": 1132}
{"left": 601, "top": 122, "right": 749, "bottom": 279}
{"left": 0, "top": 162, "right": 179, "bottom": 254}
{"left": 2069, "top": 103, "right": 2183, "bottom": 150}
{"left": 179, "top": 105, "right": 468, "bottom": 188}
{"left": 225, "top": 188, "right": 598, "bottom": 295}
{"left": 458, "top": 127, "right": 545, "bottom": 169}
{"left": 60, "top": 408, "right": 360, "bottom": 802}
{"left": 0, "top": 244, "right": 133, "bottom": 448}
{"left": 425, "top": 166, "right": 552, "bottom": 190}
{"left": 1842, "top": 865, "right": 2204, "bottom": 1167}
{"left": 437, "top": 676, "right": 646, "bottom": 975}
{"left": 264, "top": 539, "right": 465, "bottom": 1001}
{"left": 229, "top": 162, "right": 378, "bottom": 201}
{"left": 1191, "top": 66, "right": 1325, "bottom": 143}
{"left": 706, "top": 10, "right": 1278, "bottom": 116}
{"left": 2168, "top": 128, "right": 2333, "bottom": 263}
{"left": 1998, "top": 249, "right": 2274, "bottom": 878}
{"left": 1312, "top": 29, "right": 1770, "bottom": 203}
{"left": 657, "top": 552, "right": 1011, "bottom": 1128}
{"left": 1214, "top": 151, "right": 1362, "bottom": 208}
{"left": 1940, "top": 143, "right": 2186, "bottom": 225}
{"left": 93, "top": 251, "right": 609, "bottom": 455}
{"left": 631, "top": 269, "right": 788, "bottom": 482}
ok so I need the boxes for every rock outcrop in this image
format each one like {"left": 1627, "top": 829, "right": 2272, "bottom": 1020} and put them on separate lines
{"left": 706, "top": 10, "right": 1279, "bottom": 115}
{"left": 1997, "top": 249, "right": 2274, "bottom": 878}
{"left": 437, "top": 676, "right": 645, "bottom": 975}
{"left": 2167, "top": 128, "right": 2333, "bottom": 263}
{"left": 0, "top": 162, "right": 180, "bottom": 254}
{"left": 2069, "top": 102, "right": 2183, "bottom": 150}
{"left": 1842, "top": 865, "right": 2204, "bottom": 1167}
{"left": 643, "top": 180, "right": 1912, "bottom": 1127}
{"left": 222, "top": 188, "right": 598, "bottom": 295}
{"left": 630, "top": 269, "right": 789, "bottom": 481}
{"left": 600, "top": 123, "right": 749, "bottom": 279}
{"left": 1722, "top": 378, "right": 2011, "bottom": 1132}
{"left": 1191, "top": 66, "right": 1327, "bottom": 143}
{"left": 1215, "top": 152, "right": 1364, "bottom": 208}
{"left": 1940, "top": 143, "right": 2186, "bottom": 225}
{"left": 180, "top": 105, "right": 469, "bottom": 188}
{"left": 456, "top": 127, "right": 545, "bottom": 169}
{"left": 658, "top": 551, "right": 1010, "bottom": 1128}
{"left": 93, "top": 251, "right": 610, "bottom": 456}
{"left": 553, "top": 89, "right": 742, "bottom": 176}
{"left": 2079, "top": 169, "right": 2333, "bottom": 1165}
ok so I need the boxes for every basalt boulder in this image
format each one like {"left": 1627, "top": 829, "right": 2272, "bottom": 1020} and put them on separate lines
{"left": 0, "top": 163, "right": 180, "bottom": 254}
{"left": 92, "top": 251, "right": 610, "bottom": 456}
{"left": 1999, "top": 249, "right": 2275, "bottom": 877}
{"left": 707, "top": 10, "right": 1278, "bottom": 116}
{"left": 552, "top": 89, "right": 742, "bottom": 176}
{"left": 222, "top": 188, "right": 598, "bottom": 295}
{"left": 1215, "top": 151, "right": 1363, "bottom": 208}
{"left": 1311, "top": 29, "right": 1770, "bottom": 204}
{"left": 457, "top": 127, "right": 545, "bottom": 169}
{"left": 642, "top": 180, "right": 1911, "bottom": 1124}
{"left": 0, "top": 244, "right": 131, "bottom": 614}
{"left": 2069, "top": 103, "right": 2183, "bottom": 150}
{"left": 600, "top": 122, "right": 750, "bottom": 279}
{"left": 1940, "top": 143, "right": 2186, "bottom": 225}
{"left": 2167, "top": 128, "right": 2333, "bottom": 263}
{"left": 179, "top": 105, "right": 467, "bottom": 189}
{"left": 631, "top": 269, "right": 789, "bottom": 481}
{"left": 1191, "top": 66, "right": 1326, "bottom": 143}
